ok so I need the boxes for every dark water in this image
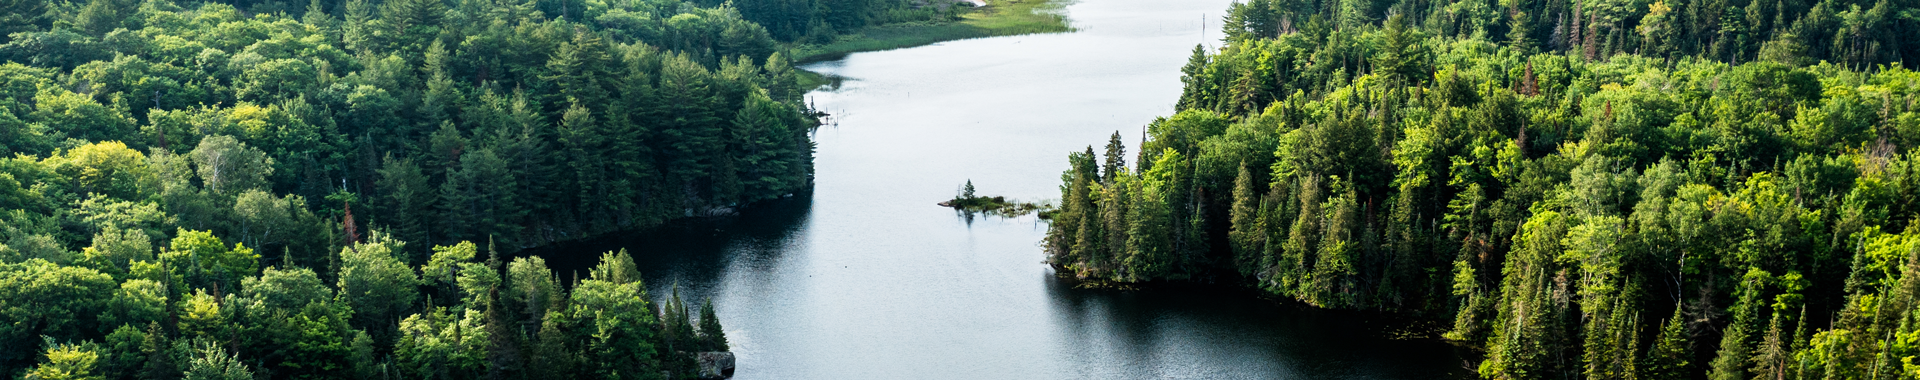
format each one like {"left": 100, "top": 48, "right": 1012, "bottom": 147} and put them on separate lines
{"left": 526, "top": 0, "right": 1476, "bottom": 377}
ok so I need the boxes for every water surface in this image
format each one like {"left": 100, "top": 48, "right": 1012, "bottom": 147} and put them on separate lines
{"left": 532, "top": 0, "right": 1475, "bottom": 377}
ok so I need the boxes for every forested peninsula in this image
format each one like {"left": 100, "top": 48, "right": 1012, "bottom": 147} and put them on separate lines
{"left": 1044, "top": 0, "right": 1920, "bottom": 378}
{"left": 0, "top": 0, "right": 983, "bottom": 375}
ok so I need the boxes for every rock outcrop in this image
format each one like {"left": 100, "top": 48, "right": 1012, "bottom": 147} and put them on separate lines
{"left": 696, "top": 352, "right": 735, "bottom": 379}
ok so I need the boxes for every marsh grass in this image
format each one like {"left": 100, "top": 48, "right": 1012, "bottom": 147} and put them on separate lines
{"left": 789, "top": 0, "right": 1074, "bottom": 64}
{"left": 795, "top": 69, "right": 832, "bottom": 92}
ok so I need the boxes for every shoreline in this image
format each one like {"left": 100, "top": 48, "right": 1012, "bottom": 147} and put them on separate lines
{"left": 790, "top": 0, "right": 1074, "bottom": 89}
{"left": 1047, "top": 263, "right": 1465, "bottom": 342}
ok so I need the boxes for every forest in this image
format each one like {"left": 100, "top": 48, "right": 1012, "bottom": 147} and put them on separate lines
{"left": 0, "top": 0, "right": 885, "bottom": 373}
{"left": 1042, "top": 0, "right": 1920, "bottom": 377}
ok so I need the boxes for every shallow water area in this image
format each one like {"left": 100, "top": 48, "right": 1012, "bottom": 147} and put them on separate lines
{"left": 527, "top": 0, "right": 1476, "bottom": 377}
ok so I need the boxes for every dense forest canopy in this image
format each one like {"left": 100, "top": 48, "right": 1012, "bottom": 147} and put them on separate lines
{"left": 0, "top": 0, "right": 880, "bottom": 374}
{"left": 0, "top": 0, "right": 825, "bottom": 258}
{"left": 1045, "top": 0, "right": 1920, "bottom": 378}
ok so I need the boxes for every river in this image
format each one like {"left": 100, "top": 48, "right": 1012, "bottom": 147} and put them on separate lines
{"left": 527, "top": 0, "right": 1476, "bottom": 377}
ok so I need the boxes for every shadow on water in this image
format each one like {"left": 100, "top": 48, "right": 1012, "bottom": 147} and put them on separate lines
{"left": 513, "top": 193, "right": 814, "bottom": 298}
{"left": 1043, "top": 276, "right": 1481, "bottom": 379}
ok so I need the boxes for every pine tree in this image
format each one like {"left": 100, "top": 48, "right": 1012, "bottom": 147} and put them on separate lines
{"left": 1643, "top": 307, "right": 1692, "bottom": 379}
{"left": 732, "top": 92, "right": 795, "bottom": 202}
{"left": 379, "top": 0, "right": 446, "bottom": 53}
{"left": 1049, "top": 148, "right": 1099, "bottom": 268}
{"left": 302, "top": 0, "right": 333, "bottom": 27}
{"left": 1124, "top": 178, "right": 1171, "bottom": 282}
{"left": 1175, "top": 45, "right": 1211, "bottom": 112}
{"left": 559, "top": 103, "right": 608, "bottom": 227}
{"left": 348, "top": 331, "right": 376, "bottom": 380}
{"left": 74, "top": 0, "right": 122, "bottom": 37}
{"left": 604, "top": 59, "right": 659, "bottom": 221}
{"left": 1277, "top": 175, "right": 1323, "bottom": 296}
{"left": 1707, "top": 271, "right": 1766, "bottom": 380}
{"left": 500, "top": 91, "right": 556, "bottom": 234}
{"left": 0, "top": 0, "right": 49, "bottom": 43}
{"left": 1102, "top": 132, "right": 1127, "bottom": 184}
{"left": 698, "top": 298, "right": 728, "bottom": 352}
{"left": 1229, "top": 162, "right": 1263, "bottom": 273}
{"left": 418, "top": 41, "right": 458, "bottom": 128}
{"left": 342, "top": 0, "right": 374, "bottom": 52}
{"left": 545, "top": 29, "right": 614, "bottom": 108}
{"left": 1099, "top": 175, "right": 1132, "bottom": 277}
{"left": 659, "top": 53, "right": 724, "bottom": 209}
{"left": 1507, "top": 9, "right": 1536, "bottom": 52}
{"left": 1748, "top": 313, "right": 1790, "bottom": 380}
{"left": 529, "top": 311, "right": 579, "bottom": 379}
{"left": 376, "top": 154, "right": 433, "bottom": 249}
{"left": 139, "top": 322, "right": 171, "bottom": 380}
{"left": 761, "top": 53, "right": 802, "bottom": 103}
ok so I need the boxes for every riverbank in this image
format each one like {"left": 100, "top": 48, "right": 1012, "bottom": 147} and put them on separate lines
{"left": 788, "top": 0, "right": 1073, "bottom": 67}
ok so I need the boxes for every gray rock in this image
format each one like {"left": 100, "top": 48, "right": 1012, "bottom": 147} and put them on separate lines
{"left": 696, "top": 352, "right": 735, "bottom": 379}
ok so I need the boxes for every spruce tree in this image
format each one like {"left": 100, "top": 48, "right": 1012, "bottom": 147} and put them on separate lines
{"left": 302, "top": 0, "right": 333, "bottom": 27}
{"left": 1176, "top": 45, "right": 1210, "bottom": 111}
{"left": 376, "top": 155, "right": 432, "bottom": 249}
{"left": 1707, "top": 272, "right": 1766, "bottom": 380}
{"left": 659, "top": 54, "right": 724, "bottom": 207}
{"left": 1643, "top": 307, "right": 1692, "bottom": 379}
{"left": 1748, "top": 313, "right": 1790, "bottom": 380}
{"left": 1099, "top": 176, "right": 1132, "bottom": 276}
{"left": 1229, "top": 162, "right": 1262, "bottom": 272}
{"left": 0, "top": 0, "right": 49, "bottom": 43}
{"left": 698, "top": 298, "right": 728, "bottom": 352}
{"left": 1102, "top": 132, "right": 1126, "bottom": 184}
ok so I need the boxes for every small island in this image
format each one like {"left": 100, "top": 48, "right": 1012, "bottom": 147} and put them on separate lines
{"left": 939, "top": 180, "right": 1053, "bottom": 218}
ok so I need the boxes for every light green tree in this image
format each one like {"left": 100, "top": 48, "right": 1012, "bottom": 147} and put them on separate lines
{"left": 337, "top": 231, "right": 419, "bottom": 333}
{"left": 97, "top": 279, "right": 166, "bottom": 328}
{"left": 181, "top": 339, "right": 252, "bottom": 380}
{"left": 569, "top": 253, "right": 659, "bottom": 379}
{"left": 231, "top": 189, "right": 293, "bottom": 250}
{"left": 240, "top": 266, "right": 332, "bottom": 311}
{"left": 188, "top": 135, "right": 273, "bottom": 195}
{"left": 158, "top": 229, "right": 257, "bottom": 291}
{"left": 175, "top": 290, "right": 229, "bottom": 341}
{"left": 44, "top": 141, "right": 153, "bottom": 201}
{"left": 0, "top": 260, "right": 115, "bottom": 367}
{"left": 78, "top": 227, "right": 150, "bottom": 277}
{"left": 31, "top": 91, "right": 135, "bottom": 145}
{"left": 25, "top": 338, "right": 103, "bottom": 380}
{"left": 504, "top": 256, "right": 563, "bottom": 324}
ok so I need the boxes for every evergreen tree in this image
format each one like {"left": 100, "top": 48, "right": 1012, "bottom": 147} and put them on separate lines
{"left": 1176, "top": 45, "right": 1211, "bottom": 112}
{"left": 377, "top": 155, "right": 433, "bottom": 249}
{"left": 698, "top": 298, "right": 728, "bottom": 352}
{"left": 0, "top": 0, "right": 49, "bottom": 43}
{"left": 1102, "top": 132, "right": 1127, "bottom": 184}
{"left": 182, "top": 340, "right": 252, "bottom": 380}
{"left": 1643, "top": 307, "right": 1692, "bottom": 379}
{"left": 1707, "top": 271, "right": 1767, "bottom": 380}
{"left": 659, "top": 53, "right": 725, "bottom": 208}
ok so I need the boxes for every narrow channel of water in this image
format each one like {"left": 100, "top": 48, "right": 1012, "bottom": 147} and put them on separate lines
{"left": 526, "top": 0, "right": 1476, "bottom": 377}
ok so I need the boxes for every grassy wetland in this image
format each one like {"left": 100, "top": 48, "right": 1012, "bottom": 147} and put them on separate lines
{"left": 789, "top": 0, "right": 1073, "bottom": 64}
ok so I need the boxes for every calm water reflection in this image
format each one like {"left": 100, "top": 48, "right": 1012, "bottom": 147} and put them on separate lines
{"left": 524, "top": 0, "right": 1475, "bottom": 377}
